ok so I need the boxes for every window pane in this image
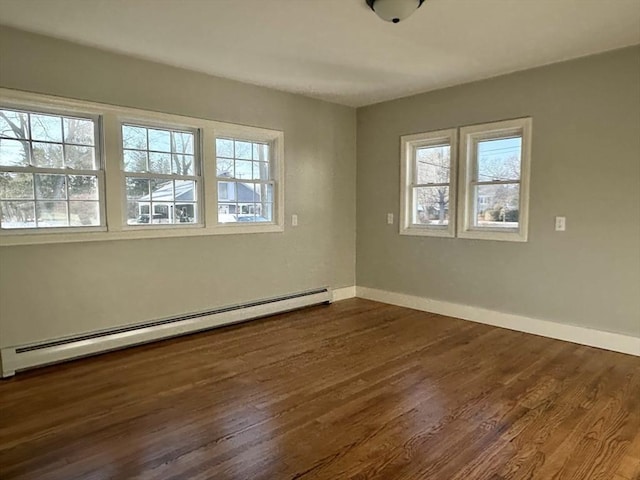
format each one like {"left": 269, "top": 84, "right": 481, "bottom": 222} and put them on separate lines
{"left": 0, "top": 172, "right": 34, "bottom": 199}
{"left": 253, "top": 143, "right": 269, "bottom": 161}
{"left": 69, "top": 201, "right": 100, "bottom": 226}
{"left": 123, "top": 150, "right": 147, "bottom": 172}
{"left": 474, "top": 183, "right": 520, "bottom": 229}
{"left": 150, "top": 179, "right": 174, "bottom": 201}
{"left": 148, "top": 128, "right": 171, "bottom": 152}
{"left": 416, "top": 145, "right": 450, "bottom": 184}
{"left": 261, "top": 203, "right": 273, "bottom": 222}
{"left": 252, "top": 161, "right": 269, "bottom": 180}
{"left": 235, "top": 141, "right": 252, "bottom": 160}
{"left": 218, "top": 204, "right": 236, "bottom": 223}
{"left": 477, "top": 137, "right": 521, "bottom": 182}
{"left": 36, "top": 201, "right": 68, "bottom": 227}
{"left": 235, "top": 160, "right": 252, "bottom": 179}
{"left": 174, "top": 180, "right": 195, "bottom": 202}
{"left": 149, "top": 152, "right": 171, "bottom": 174}
{"left": 122, "top": 125, "right": 147, "bottom": 150}
{"left": 68, "top": 175, "right": 98, "bottom": 200}
{"left": 126, "top": 177, "right": 150, "bottom": 200}
{"left": 0, "top": 110, "right": 29, "bottom": 139}
{"left": 32, "top": 142, "right": 64, "bottom": 168}
{"left": 172, "top": 153, "right": 194, "bottom": 176}
{"left": 216, "top": 157, "right": 234, "bottom": 177}
{"left": 176, "top": 203, "right": 196, "bottom": 223}
{"left": 218, "top": 182, "right": 230, "bottom": 201}
{"left": 65, "top": 145, "right": 97, "bottom": 170}
{"left": 216, "top": 138, "right": 234, "bottom": 158}
{"left": 30, "top": 113, "right": 63, "bottom": 142}
{"left": 1, "top": 201, "right": 36, "bottom": 228}
{"left": 63, "top": 117, "right": 94, "bottom": 146}
{"left": 127, "top": 200, "right": 149, "bottom": 224}
{"left": 173, "top": 132, "right": 194, "bottom": 155}
{"left": 413, "top": 186, "right": 450, "bottom": 225}
{"left": 0, "top": 138, "right": 30, "bottom": 166}
{"left": 35, "top": 174, "right": 66, "bottom": 200}
{"left": 150, "top": 203, "right": 172, "bottom": 223}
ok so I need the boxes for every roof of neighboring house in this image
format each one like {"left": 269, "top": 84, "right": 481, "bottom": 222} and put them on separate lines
{"left": 139, "top": 180, "right": 259, "bottom": 203}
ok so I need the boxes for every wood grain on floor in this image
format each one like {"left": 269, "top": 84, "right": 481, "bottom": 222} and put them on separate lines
{"left": 0, "top": 298, "right": 638, "bottom": 479}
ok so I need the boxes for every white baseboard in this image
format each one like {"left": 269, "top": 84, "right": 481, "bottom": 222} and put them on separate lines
{"left": 356, "top": 286, "right": 640, "bottom": 357}
{"left": 332, "top": 286, "right": 357, "bottom": 302}
{"left": 1, "top": 288, "right": 332, "bottom": 378}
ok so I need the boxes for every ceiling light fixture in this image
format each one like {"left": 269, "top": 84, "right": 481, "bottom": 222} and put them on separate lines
{"left": 366, "top": 0, "right": 426, "bottom": 24}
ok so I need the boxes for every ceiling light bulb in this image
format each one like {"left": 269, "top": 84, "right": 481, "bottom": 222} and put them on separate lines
{"left": 367, "top": 0, "right": 425, "bottom": 24}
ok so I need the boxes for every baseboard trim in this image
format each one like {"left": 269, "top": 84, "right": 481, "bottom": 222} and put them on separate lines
{"left": 332, "top": 286, "right": 357, "bottom": 302}
{"left": 356, "top": 286, "right": 640, "bottom": 357}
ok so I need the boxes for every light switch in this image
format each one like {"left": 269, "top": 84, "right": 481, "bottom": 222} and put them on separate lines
{"left": 291, "top": 214, "right": 298, "bottom": 226}
{"left": 387, "top": 213, "right": 394, "bottom": 225}
{"left": 555, "top": 216, "right": 566, "bottom": 231}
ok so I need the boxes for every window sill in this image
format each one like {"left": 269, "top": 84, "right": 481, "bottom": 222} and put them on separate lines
{"left": 0, "top": 223, "right": 285, "bottom": 246}
{"left": 457, "top": 228, "right": 528, "bottom": 242}
{"left": 399, "top": 225, "right": 454, "bottom": 238}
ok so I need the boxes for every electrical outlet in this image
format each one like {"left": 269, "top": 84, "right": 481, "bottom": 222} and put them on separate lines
{"left": 555, "top": 216, "right": 566, "bottom": 231}
{"left": 387, "top": 213, "right": 394, "bottom": 224}
{"left": 291, "top": 214, "right": 298, "bottom": 226}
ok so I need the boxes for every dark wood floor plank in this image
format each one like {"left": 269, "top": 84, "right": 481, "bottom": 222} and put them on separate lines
{"left": 0, "top": 298, "right": 638, "bottom": 480}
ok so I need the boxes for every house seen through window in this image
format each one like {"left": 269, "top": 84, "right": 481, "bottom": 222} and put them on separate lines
{"left": 216, "top": 137, "right": 274, "bottom": 223}
{"left": 122, "top": 123, "right": 200, "bottom": 226}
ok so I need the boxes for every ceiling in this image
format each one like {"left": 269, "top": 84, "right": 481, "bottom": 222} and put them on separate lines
{"left": 1, "top": 0, "right": 639, "bottom": 107}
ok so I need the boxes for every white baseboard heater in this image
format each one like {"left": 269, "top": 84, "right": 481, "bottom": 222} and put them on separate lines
{"left": 1, "top": 287, "right": 333, "bottom": 378}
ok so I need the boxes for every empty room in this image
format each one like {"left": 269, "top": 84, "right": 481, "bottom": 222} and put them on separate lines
{"left": 0, "top": 0, "right": 639, "bottom": 479}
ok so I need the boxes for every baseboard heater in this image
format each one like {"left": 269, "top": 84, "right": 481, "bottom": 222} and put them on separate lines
{"left": 1, "top": 287, "right": 332, "bottom": 378}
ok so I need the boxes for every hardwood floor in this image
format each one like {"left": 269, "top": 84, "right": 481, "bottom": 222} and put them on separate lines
{"left": 0, "top": 298, "right": 639, "bottom": 480}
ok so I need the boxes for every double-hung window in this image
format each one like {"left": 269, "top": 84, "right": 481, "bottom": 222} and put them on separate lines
{"left": 400, "top": 117, "right": 531, "bottom": 241}
{"left": 0, "top": 108, "right": 103, "bottom": 230}
{"left": 0, "top": 89, "right": 285, "bottom": 245}
{"left": 215, "top": 127, "right": 283, "bottom": 230}
{"left": 458, "top": 118, "right": 531, "bottom": 241}
{"left": 400, "top": 129, "right": 457, "bottom": 237}
{"left": 121, "top": 123, "right": 201, "bottom": 227}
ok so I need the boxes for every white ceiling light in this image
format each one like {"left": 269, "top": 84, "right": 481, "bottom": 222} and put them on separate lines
{"left": 366, "top": 0, "right": 426, "bottom": 24}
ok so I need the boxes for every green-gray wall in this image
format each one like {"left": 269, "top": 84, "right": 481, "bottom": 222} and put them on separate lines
{"left": 0, "top": 27, "right": 356, "bottom": 347}
{"left": 1, "top": 26, "right": 638, "bottom": 348}
{"left": 357, "top": 46, "right": 640, "bottom": 337}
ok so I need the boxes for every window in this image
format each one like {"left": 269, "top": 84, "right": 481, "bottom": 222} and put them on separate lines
{"left": 400, "top": 129, "right": 457, "bottom": 237}
{"left": 215, "top": 128, "right": 283, "bottom": 229}
{"left": 400, "top": 118, "right": 531, "bottom": 242}
{"left": 122, "top": 123, "right": 200, "bottom": 226}
{"left": 0, "top": 89, "right": 285, "bottom": 245}
{"left": 458, "top": 118, "right": 531, "bottom": 241}
{"left": 0, "top": 108, "right": 103, "bottom": 230}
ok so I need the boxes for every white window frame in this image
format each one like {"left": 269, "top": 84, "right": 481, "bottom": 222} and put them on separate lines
{"left": 457, "top": 117, "right": 532, "bottom": 242}
{"left": 0, "top": 88, "right": 285, "bottom": 246}
{"left": 117, "top": 118, "right": 204, "bottom": 231}
{"left": 0, "top": 101, "right": 106, "bottom": 235}
{"left": 213, "top": 123, "right": 285, "bottom": 235}
{"left": 400, "top": 128, "right": 457, "bottom": 238}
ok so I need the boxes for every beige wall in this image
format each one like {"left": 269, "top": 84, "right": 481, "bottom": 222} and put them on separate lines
{"left": 0, "top": 27, "right": 356, "bottom": 347}
{"left": 357, "top": 46, "right": 640, "bottom": 337}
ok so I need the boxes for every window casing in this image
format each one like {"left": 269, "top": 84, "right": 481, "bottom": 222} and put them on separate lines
{"left": 458, "top": 118, "right": 531, "bottom": 242}
{"left": 0, "top": 88, "right": 284, "bottom": 245}
{"left": 400, "top": 129, "right": 457, "bottom": 237}
{"left": 0, "top": 107, "right": 104, "bottom": 232}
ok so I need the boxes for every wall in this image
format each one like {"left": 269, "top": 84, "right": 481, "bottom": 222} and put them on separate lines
{"left": 357, "top": 46, "right": 640, "bottom": 337}
{"left": 0, "top": 27, "right": 356, "bottom": 347}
